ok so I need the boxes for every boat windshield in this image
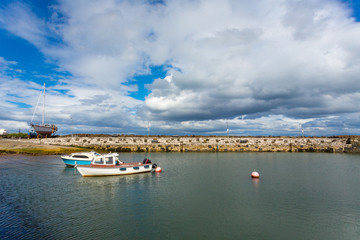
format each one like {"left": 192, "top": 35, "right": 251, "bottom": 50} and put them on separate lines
{"left": 93, "top": 155, "right": 116, "bottom": 165}
{"left": 105, "top": 157, "right": 113, "bottom": 164}
{"left": 93, "top": 157, "right": 104, "bottom": 164}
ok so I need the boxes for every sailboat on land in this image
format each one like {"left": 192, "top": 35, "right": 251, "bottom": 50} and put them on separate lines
{"left": 30, "top": 83, "right": 57, "bottom": 137}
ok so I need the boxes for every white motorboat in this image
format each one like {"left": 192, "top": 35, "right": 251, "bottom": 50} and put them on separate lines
{"left": 75, "top": 153, "right": 157, "bottom": 177}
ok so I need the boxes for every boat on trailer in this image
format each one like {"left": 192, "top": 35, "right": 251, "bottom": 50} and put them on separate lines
{"left": 61, "top": 150, "right": 101, "bottom": 167}
{"left": 75, "top": 153, "right": 157, "bottom": 177}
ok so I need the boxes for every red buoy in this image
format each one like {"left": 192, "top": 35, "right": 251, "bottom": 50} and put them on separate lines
{"left": 251, "top": 171, "right": 259, "bottom": 178}
{"left": 155, "top": 167, "right": 162, "bottom": 173}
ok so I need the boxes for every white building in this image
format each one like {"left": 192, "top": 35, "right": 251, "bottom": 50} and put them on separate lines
{"left": 0, "top": 129, "right": 8, "bottom": 135}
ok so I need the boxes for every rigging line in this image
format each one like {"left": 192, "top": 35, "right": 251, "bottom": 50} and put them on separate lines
{"left": 30, "top": 84, "right": 45, "bottom": 124}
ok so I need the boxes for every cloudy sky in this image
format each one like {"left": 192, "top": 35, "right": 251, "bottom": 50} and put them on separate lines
{"left": 0, "top": 0, "right": 360, "bottom": 136}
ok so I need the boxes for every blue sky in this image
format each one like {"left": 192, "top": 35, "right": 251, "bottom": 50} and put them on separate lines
{"left": 1, "top": 0, "right": 360, "bottom": 136}
{"left": 344, "top": 0, "right": 360, "bottom": 20}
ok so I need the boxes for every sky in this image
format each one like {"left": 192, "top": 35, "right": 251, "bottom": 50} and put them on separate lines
{"left": 0, "top": 0, "right": 360, "bottom": 136}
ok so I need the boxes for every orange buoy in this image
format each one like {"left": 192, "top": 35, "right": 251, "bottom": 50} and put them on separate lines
{"left": 251, "top": 171, "right": 259, "bottom": 178}
{"left": 155, "top": 167, "right": 162, "bottom": 173}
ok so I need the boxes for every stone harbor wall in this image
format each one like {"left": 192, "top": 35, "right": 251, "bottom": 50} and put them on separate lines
{"left": 21, "top": 135, "right": 360, "bottom": 153}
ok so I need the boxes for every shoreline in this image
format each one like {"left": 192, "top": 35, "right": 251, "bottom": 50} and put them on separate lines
{"left": 1, "top": 135, "right": 360, "bottom": 154}
{"left": 0, "top": 139, "right": 92, "bottom": 155}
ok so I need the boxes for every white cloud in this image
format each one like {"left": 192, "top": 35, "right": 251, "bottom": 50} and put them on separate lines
{"left": 1, "top": 0, "right": 360, "bottom": 135}
{"left": 141, "top": 0, "right": 360, "bottom": 121}
{"left": 0, "top": 2, "right": 47, "bottom": 47}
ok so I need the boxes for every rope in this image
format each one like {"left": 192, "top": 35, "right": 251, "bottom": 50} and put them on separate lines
{"left": 30, "top": 84, "right": 45, "bottom": 124}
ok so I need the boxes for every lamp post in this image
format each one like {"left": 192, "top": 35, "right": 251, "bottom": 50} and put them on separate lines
{"left": 227, "top": 122, "right": 229, "bottom": 138}
{"left": 70, "top": 116, "right": 73, "bottom": 137}
{"left": 147, "top": 121, "right": 150, "bottom": 137}
{"left": 300, "top": 124, "right": 304, "bottom": 137}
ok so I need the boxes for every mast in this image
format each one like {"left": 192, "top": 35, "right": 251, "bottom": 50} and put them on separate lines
{"left": 42, "top": 83, "right": 45, "bottom": 125}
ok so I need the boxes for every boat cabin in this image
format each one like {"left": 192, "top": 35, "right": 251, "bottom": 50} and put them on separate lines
{"left": 92, "top": 153, "right": 121, "bottom": 165}
{"left": 72, "top": 154, "right": 91, "bottom": 159}
{"left": 69, "top": 151, "right": 99, "bottom": 159}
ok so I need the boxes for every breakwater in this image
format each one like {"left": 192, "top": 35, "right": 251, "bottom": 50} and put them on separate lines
{"left": 21, "top": 135, "right": 360, "bottom": 153}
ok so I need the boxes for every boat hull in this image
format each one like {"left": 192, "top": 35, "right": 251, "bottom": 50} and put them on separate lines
{"left": 31, "top": 124, "right": 57, "bottom": 137}
{"left": 76, "top": 164, "right": 153, "bottom": 177}
{"left": 61, "top": 158, "right": 92, "bottom": 167}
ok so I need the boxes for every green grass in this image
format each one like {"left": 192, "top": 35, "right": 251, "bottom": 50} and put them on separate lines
{"left": 0, "top": 147, "right": 94, "bottom": 155}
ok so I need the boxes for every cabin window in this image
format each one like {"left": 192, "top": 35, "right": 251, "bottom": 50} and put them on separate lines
{"left": 94, "top": 158, "right": 103, "bottom": 164}
{"left": 133, "top": 167, "right": 139, "bottom": 170}
{"left": 105, "top": 157, "right": 113, "bottom": 164}
{"left": 120, "top": 168, "right": 126, "bottom": 171}
{"left": 144, "top": 165, "right": 150, "bottom": 169}
{"left": 73, "top": 155, "right": 89, "bottom": 159}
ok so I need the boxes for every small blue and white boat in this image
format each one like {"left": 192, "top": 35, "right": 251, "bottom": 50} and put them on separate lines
{"left": 61, "top": 151, "right": 100, "bottom": 167}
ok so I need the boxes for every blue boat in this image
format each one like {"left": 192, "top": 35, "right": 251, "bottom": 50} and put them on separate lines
{"left": 61, "top": 151, "right": 100, "bottom": 167}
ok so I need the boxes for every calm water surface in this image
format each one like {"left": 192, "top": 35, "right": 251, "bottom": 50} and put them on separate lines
{"left": 1, "top": 152, "right": 360, "bottom": 239}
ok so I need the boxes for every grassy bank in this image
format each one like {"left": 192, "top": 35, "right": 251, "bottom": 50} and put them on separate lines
{"left": 0, "top": 139, "right": 95, "bottom": 155}
{"left": 0, "top": 147, "right": 93, "bottom": 155}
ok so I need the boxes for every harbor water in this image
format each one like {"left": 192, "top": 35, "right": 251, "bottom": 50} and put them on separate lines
{"left": 1, "top": 152, "right": 360, "bottom": 239}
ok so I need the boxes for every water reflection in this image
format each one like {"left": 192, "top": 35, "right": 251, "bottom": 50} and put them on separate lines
{"left": 62, "top": 166, "right": 77, "bottom": 175}
{"left": 1, "top": 153, "right": 360, "bottom": 240}
{"left": 75, "top": 171, "right": 151, "bottom": 184}
{"left": 252, "top": 178, "right": 260, "bottom": 192}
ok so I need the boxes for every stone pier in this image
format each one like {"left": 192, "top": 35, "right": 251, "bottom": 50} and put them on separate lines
{"left": 20, "top": 135, "right": 360, "bottom": 153}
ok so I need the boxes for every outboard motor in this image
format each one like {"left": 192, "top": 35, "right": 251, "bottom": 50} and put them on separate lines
{"left": 143, "top": 158, "right": 152, "bottom": 164}
{"left": 152, "top": 163, "right": 158, "bottom": 169}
